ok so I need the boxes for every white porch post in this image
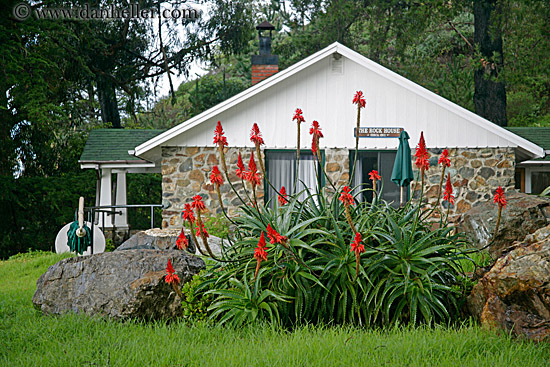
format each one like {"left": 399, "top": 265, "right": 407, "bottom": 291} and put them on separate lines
{"left": 99, "top": 168, "right": 112, "bottom": 228}
{"left": 525, "top": 167, "right": 532, "bottom": 194}
{"left": 114, "top": 170, "right": 128, "bottom": 228}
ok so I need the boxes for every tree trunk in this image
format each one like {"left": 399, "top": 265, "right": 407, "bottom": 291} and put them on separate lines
{"left": 97, "top": 76, "right": 121, "bottom": 128}
{"left": 474, "top": 0, "right": 507, "bottom": 127}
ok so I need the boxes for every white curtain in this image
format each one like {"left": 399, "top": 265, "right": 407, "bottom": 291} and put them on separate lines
{"left": 351, "top": 157, "right": 363, "bottom": 202}
{"left": 266, "top": 151, "right": 319, "bottom": 204}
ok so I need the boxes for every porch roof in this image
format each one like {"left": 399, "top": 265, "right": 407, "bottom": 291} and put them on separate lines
{"left": 79, "top": 129, "right": 164, "bottom": 165}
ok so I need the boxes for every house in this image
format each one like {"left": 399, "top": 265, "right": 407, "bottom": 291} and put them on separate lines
{"left": 81, "top": 30, "right": 547, "bottom": 232}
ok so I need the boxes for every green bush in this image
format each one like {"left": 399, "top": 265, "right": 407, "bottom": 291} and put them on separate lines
{"left": 180, "top": 271, "right": 214, "bottom": 322}
{"left": 199, "top": 188, "right": 471, "bottom": 328}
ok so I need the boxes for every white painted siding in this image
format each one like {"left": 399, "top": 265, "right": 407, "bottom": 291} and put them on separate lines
{"left": 159, "top": 54, "right": 526, "bottom": 152}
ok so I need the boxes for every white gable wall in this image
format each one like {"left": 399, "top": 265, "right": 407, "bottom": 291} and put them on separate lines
{"left": 159, "top": 54, "right": 529, "bottom": 153}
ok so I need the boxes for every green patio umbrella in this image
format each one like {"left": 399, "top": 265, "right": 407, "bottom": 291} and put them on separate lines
{"left": 391, "top": 130, "right": 414, "bottom": 206}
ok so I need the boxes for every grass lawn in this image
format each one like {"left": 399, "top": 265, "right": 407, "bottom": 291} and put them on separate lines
{"left": 1, "top": 252, "right": 549, "bottom": 366}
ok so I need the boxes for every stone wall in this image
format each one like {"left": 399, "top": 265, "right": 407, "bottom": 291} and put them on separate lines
{"left": 414, "top": 148, "right": 515, "bottom": 220}
{"left": 161, "top": 146, "right": 263, "bottom": 228}
{"left": 160, "top": 145, "right": 516, "bottom": 228}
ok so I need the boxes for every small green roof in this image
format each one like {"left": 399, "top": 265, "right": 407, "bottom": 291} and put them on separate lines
{"left": 506, "top": 127, "right": 550, "bottom": 151}
{"left": 79, "top": 129, "right": 165, "bottom": 163}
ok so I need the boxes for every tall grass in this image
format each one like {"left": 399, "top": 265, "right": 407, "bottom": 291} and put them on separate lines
{"left": 1, "top": 252, "right": 549, "bottom": 366}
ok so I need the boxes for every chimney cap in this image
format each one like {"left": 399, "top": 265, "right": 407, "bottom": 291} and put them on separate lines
{"left": 256, "top": 21, "right": 275, "bottom": 31}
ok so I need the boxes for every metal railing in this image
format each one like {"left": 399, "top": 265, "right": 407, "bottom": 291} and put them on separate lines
{"left": 78, "top": 204, "right": 164, "bottom": 254}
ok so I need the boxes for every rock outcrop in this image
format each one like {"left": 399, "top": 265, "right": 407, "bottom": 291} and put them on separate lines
{"left": 467, "top": 224, "right": 550, "bottom": 342}
{"left": 32, "top": 249, "right": 205, "bottom": 320}
{"left": 458, "top": 192, "right": 550, "bottom": 258}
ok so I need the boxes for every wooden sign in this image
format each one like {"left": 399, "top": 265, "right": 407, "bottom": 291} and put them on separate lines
{"left": 355, "top": 127, "right": 403, "bottom": 138}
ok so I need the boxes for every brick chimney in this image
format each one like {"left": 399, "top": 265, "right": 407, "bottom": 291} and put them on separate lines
{"left": 251, "top": 21, "right": 278, "bottom": 85}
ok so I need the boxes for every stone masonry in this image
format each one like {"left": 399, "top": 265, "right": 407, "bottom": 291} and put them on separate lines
{"left": 413, "top": 147, "right": 515, "bottom": 220}
{"left": 161, "top": 145, "right": 516, "bottom": 228}
{"left": 161, "top": 146, "right": 264, "bottom": 228}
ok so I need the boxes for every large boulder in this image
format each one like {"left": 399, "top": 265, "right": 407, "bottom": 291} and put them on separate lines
{"left": 467, "top": 224, "right": 550, "bottom": 342}
{"left": 117, "top": 228, "right": 229, "bottom": 257}
{"left": 32, "top": 249, "right": 205, "bottom": 320}
{"left": 458, "top": 192, "right": 550, "bottom": 258}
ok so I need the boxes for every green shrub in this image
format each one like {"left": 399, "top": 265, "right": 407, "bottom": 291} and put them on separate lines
{"left": 195, "top": 186, "right": 472, "bottom": 328}
{"left": 181, "top": 271, "right": 214, "bottom": 322}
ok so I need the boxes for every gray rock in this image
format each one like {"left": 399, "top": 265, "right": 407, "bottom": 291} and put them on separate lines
{"left": 479, "top": 167, "right": 495, "bottom": 179}
{"left": 467, "top": 224, "right": 550, "bottom": 342}
{"left": 118, "top": 228, "right": 229, "bottom": 258}
{"left": 179, "top": 158, "right": 193, "bottom": 172}
{"left": 116, "top": 228, "right": 195, "bottom": 253}
{"left": 32, "top": 250, "right": 205, "bottom": 320}
{"left": 458, "top": 191, "right": 550, "bottom": 258}
{"left": 458, "top": 167, "right": 474, "bottom": 179}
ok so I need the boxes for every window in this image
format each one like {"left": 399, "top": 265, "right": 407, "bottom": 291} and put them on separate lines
{"left": 531, "top": 171, "right": 550, "bottom": 195}
{"left": 265, "top": 150, "right": 323, "bottom": 204}
{"left": 349, "top": 151, "right": 408, "bottom": 207}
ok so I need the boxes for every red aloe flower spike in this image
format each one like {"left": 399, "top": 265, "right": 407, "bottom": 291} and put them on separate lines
{"left": 248, "top": 151, "right": 257, "bottom": 173}
{"left": 350, "top": 232, "right": 365, "bottom": 279}
{"left": 236, "top": 152, "right": 246, "bottom": 179}
{"left": 352, "top": 92, "right": 366, "bottom": 168}
{"left": 309, "top": 120, "right": 324, "bottom": 138}
{"left": 250, "top": 123, "right": 266, "bottom": 176}
{"left": 191, "top": 195, "right": 206, "bottom": 212}
{"left": 414, "top": 131, "right": 430, "bottom": 186}
{"left": 340, "top": 186, "right": 357, "bottom": 233}
{"left": 310, "top": 120, "right": 323, "bottom": 158}
{"left": 254, "top": 232, "right": 268, "bottom": 280}
{"left": 266, "top": 224, "right": 288, "bottom": 246}
{"left": 210, "top": 165, "right": 224, "bottom": 186}
{"left": 196, "top": 221, "right": 209, "bottom": 239}
{"left": 443, "top": 173, "right": 455, "bottom": 205}
{"left": 493, "top": 186, "right": 507, "bottom": 209}
{"left": 176, "top": 229, "right": 188, "bottom": 250}
{"left": 352, "top": 91, "right": 366, "bottom": 109}
{"left": 294, "top": 108, "right": 305, "bottom": 162}
{"left": 350, "top": 232, "right": 365, "bottom": 255}
{"left": 368, "top": 170, "right": 381, "bottom": 181}
{"left": 210, "top": 165, "right": 225, "bottom": 212}
{"left": 165, "top": 259, "right": 180, "bottom": 285}
{"left": 254, "top": 232, "right": 268, "bottom": 261}
{"left": 369, "top": 170, "right": 382, "bottom": 194}
{"left": 182, "top": 203, "right": 195, "bottom": 226}
{"left": 278, "top": 186, "right": 288, "bottom": 206}
{"left": 293, "top": 108, "right": 305, "bottom": 124}
{"left": 246, "top": 151, "right": 262, "bottom": 188}
{"left": 493, "top": 186, "right": 507, "bottom": 241}
{"left": 436, "top": 149, "right": 451, "bottom": 206}
{"left": 339, "top": 186, "right": 355, "bottom": 207}
{"left": 213, "top": 121, "right": 229, "bottom": 175}
{"left": 250, "top": 123, "right": 265, "bottom": 146}
{"left": 438, "top": 149, "right": 451, "bottom": 167}
{"left": 213, "top": 121, "right": 228, "bottom": 147}
{"left": 414, "top": 132, "right": 429, "bottom": 162}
